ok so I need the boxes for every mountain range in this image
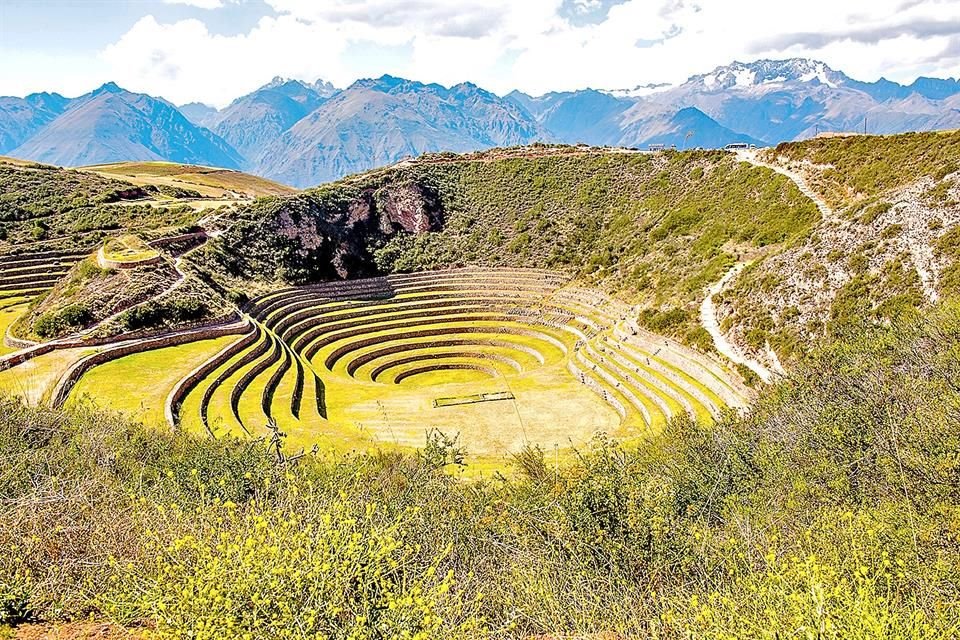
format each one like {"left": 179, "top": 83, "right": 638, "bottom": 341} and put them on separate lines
{"left": 2, "top": 59, "right": 960, "bottom": 188}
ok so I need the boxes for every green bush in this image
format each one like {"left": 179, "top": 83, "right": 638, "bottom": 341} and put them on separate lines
{"left": 120, "top": 298, "right": 208, "bottom": 331}
{"left": 33, "top": 303, "right": 91, "bottom": 338}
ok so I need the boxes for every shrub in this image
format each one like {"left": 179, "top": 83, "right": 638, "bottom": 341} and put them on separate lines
{"left": 33, "top": 304, "right": 91, "bottom": 338}
{"left": 102, "top": 499, "right": 483, "bottom": 639}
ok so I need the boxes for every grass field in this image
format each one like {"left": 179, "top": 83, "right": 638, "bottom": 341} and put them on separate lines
{"left": 100, "top": 234, "right": 160, "bottom": 264}
{"left": 67, "top": 335, "right": 239, "bottom": 427}
{"left": 0, "top": 303, "right": 28, "bottom": 356}
{"left": 0, "top": 346, "right": 96, "bottom": 405}
{"left": 84, "top": 161, "right": 296, "bottom": 198}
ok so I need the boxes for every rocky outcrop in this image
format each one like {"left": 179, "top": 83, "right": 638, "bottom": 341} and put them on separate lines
{"left": 203, "top": 181, "right": 444, "bottom": 284}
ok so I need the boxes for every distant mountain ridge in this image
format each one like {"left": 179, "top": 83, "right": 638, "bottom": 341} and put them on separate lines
{"left": 257, "top": 75, "right": 548, "bottom": 186}
{"left": 7, "top": 83, "right": 242, "bottom": 169}
{"left": 207, "top": 78, "right": 332, "bottom": 167}
{"left": 2, "top": 58, "right": 960, "bottom": 187}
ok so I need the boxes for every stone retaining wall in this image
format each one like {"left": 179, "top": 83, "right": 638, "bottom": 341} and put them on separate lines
{"left": 97, "top": 247, "right": 164, "bottom": 270}
{"left": 0, "top": 250, "right": 88, "bottom": 265}
{"left": 345, "top": 337, "right": 546, "bottom": 377}
{"left": 229, "top": 333, "right": 281, "bottom": 429}
{"left": 48, "top": 318, "right": 249, "bottom": 408}
{"left": 262, "top": 345, "right": 292, "bottom": 419}
{"left": 149, "top": 231, "right": 207, "bottom": 248}
{"left": 197, "top": 324, "right": 266, "bottom": 432}
{"left": 164, "top": 319, "right": 255, "bottom": 429}
{"left": 394, "top": 362, "right": 498, "bottom": 384}
{"left": 371, "top": 351, "right": 521, "bottom": 383}
{"left": 321, "top": 323, "right": 567, "bottom": 371}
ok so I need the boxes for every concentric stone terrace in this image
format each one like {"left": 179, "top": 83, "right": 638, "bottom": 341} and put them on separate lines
{"left": 0, "top": 249, "right": 88, "bottom": 352}
{"left": 0, "top": 249, "right": 86, "bottom": 306}
{"left": 157, "top": 267, "right": 748, "bottom": 457}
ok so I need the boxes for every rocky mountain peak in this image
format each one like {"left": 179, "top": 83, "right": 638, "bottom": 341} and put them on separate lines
{"left": 692, "top": 58, "right": 848, "bottom": 91}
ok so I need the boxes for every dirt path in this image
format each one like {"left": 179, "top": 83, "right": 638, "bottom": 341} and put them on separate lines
{"left": 906, "top": 233, "right": 940, "bottom": 303}
{"left": 737, "top": 150, "right": 939, "bottom": 304}
{"left": 73, "top": 236, "right": 206, "bottom": 339}
{"left": 736, "top": 150, "right": 836, "bottom": 222}
{"left": 700, "top": 263, "right": 776, "bottom": 384}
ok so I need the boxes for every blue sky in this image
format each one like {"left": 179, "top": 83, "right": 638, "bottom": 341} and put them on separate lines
{"left": 2, "top": 0, "right": 959, "bottom": 107}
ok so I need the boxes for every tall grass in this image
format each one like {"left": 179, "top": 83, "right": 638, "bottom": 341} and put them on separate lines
{"left": 3, "top": 304, "right": 960, "bottom": 637}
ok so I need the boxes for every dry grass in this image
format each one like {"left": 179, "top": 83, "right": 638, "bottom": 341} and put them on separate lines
{"left": 84, "top": 162, "right": 296, "bottom": 198}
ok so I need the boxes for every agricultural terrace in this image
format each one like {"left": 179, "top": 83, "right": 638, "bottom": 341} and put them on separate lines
{"left": 0, "top": 248, "right": 89, "bottom": 351}
{"left": 58, "top": 267, "right": 748, "bottom": 464}
{"left": 98, "top": 234, "right": 161, "bottom": 267}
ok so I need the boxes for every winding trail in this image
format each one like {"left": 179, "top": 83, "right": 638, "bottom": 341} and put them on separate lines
{"left": 736, "top": 150, "right": 836, "bottom": 222}
{"left": 700, "top": 263, "right": 776, "bottom": 384}
{"left": 737, "top": 149, "right": 939, "bottom": 304}
{"left": 906, "top": 236, "right": 940, "bottom": 303}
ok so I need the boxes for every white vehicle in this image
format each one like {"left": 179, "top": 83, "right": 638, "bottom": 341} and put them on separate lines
{"left": 724, "top": 142, "right": 750, "bottom": 150}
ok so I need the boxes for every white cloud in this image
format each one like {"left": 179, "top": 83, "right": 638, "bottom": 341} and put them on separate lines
{"left": 90, "top": 0, "right": 960, "bottom": 105}
{"left": 163, "top": 0, "right": 225, "bottom": 9}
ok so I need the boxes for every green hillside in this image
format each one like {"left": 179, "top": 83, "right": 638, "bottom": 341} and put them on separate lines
{"left": 195, "top": 147, "right": 818, "bottom": 347}
{"left": 719, "top": 131, "right": 960, "bottom": 361}
{"left": 767, "top": 130, "right": 960, "bottom": 210}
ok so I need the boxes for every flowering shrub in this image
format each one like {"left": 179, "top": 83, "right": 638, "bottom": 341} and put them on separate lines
{"left": 102, "top": 494, "right": 483, "bottom": 640}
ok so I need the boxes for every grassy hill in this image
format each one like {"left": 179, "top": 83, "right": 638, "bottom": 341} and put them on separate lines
{"left": 0, "top": 158, "right": 200, "bottom": 249}
{"left": 194, "top": 146, "right": 818, "bottom": 349}
{"left": 765, "top": 130, "right": 960, "bottom": 210}
{"left": 85, "top": 161, "right": 296, "bottom": 199}
{"left": 719, "top": 131, "right": 960, "bottom": 362}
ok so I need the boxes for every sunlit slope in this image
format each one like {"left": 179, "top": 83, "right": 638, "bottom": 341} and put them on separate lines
{"left": 84, "top": 161, "right": 296, "bottom": 198}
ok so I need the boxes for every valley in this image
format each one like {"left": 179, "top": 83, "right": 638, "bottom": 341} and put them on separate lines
{"left": 1, "top": 129, "right": 958, "bottom": 638}
{"left": 1, "top": 132, "right": 956, "bottom": 462}
{"left": 4, "top": 2, "right": 960, "bottom": 635}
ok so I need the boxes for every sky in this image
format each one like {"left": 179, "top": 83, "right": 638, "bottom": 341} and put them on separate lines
{"left": 1, "top": 0, "right": 960, "bottom": 107}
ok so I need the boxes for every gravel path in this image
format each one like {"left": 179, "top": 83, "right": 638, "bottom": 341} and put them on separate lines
{"left": 736, "top": 150, "right": 836, "bottom": 222}
{"left": 738, "top": 149, "right": 939, "bottom": 304}
{"left": 700, "top": 263, "right": 777, "bottom": 384}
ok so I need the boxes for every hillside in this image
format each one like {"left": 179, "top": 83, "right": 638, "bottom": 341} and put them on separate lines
{"left": 84, "top": 161, "right": 296, "bottom": 199}
{"left": 191, "top": 145, "right": 817, "bottom": 353}
{"left": 0, "top": 158, "right": 199, "bottom": 248}
{"left": 717, "top": 131, "right": 960, "bottom": 369}
{"left": 6, "top": 133, "right": 957, "bottom": 381}
{"left": 186, "top": 133, "right": 960, "bottom": 376}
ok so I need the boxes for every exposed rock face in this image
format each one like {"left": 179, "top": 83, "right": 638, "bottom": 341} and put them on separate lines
{"left": 374, "top": 182, "right": 444, "bottom": 235}
{"left": 202, "top": 181, "right": 444, "bottom": 283}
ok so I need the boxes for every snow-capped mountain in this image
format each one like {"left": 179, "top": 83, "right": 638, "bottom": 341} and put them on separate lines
{"left": 3, "top": 58, "right": 960, "bottom": 186}
{"left": 616, "top": 59, "right": 960, "bottom": 143}
{"left": 688, "top": 59, "right": 847, "bottom": 92}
